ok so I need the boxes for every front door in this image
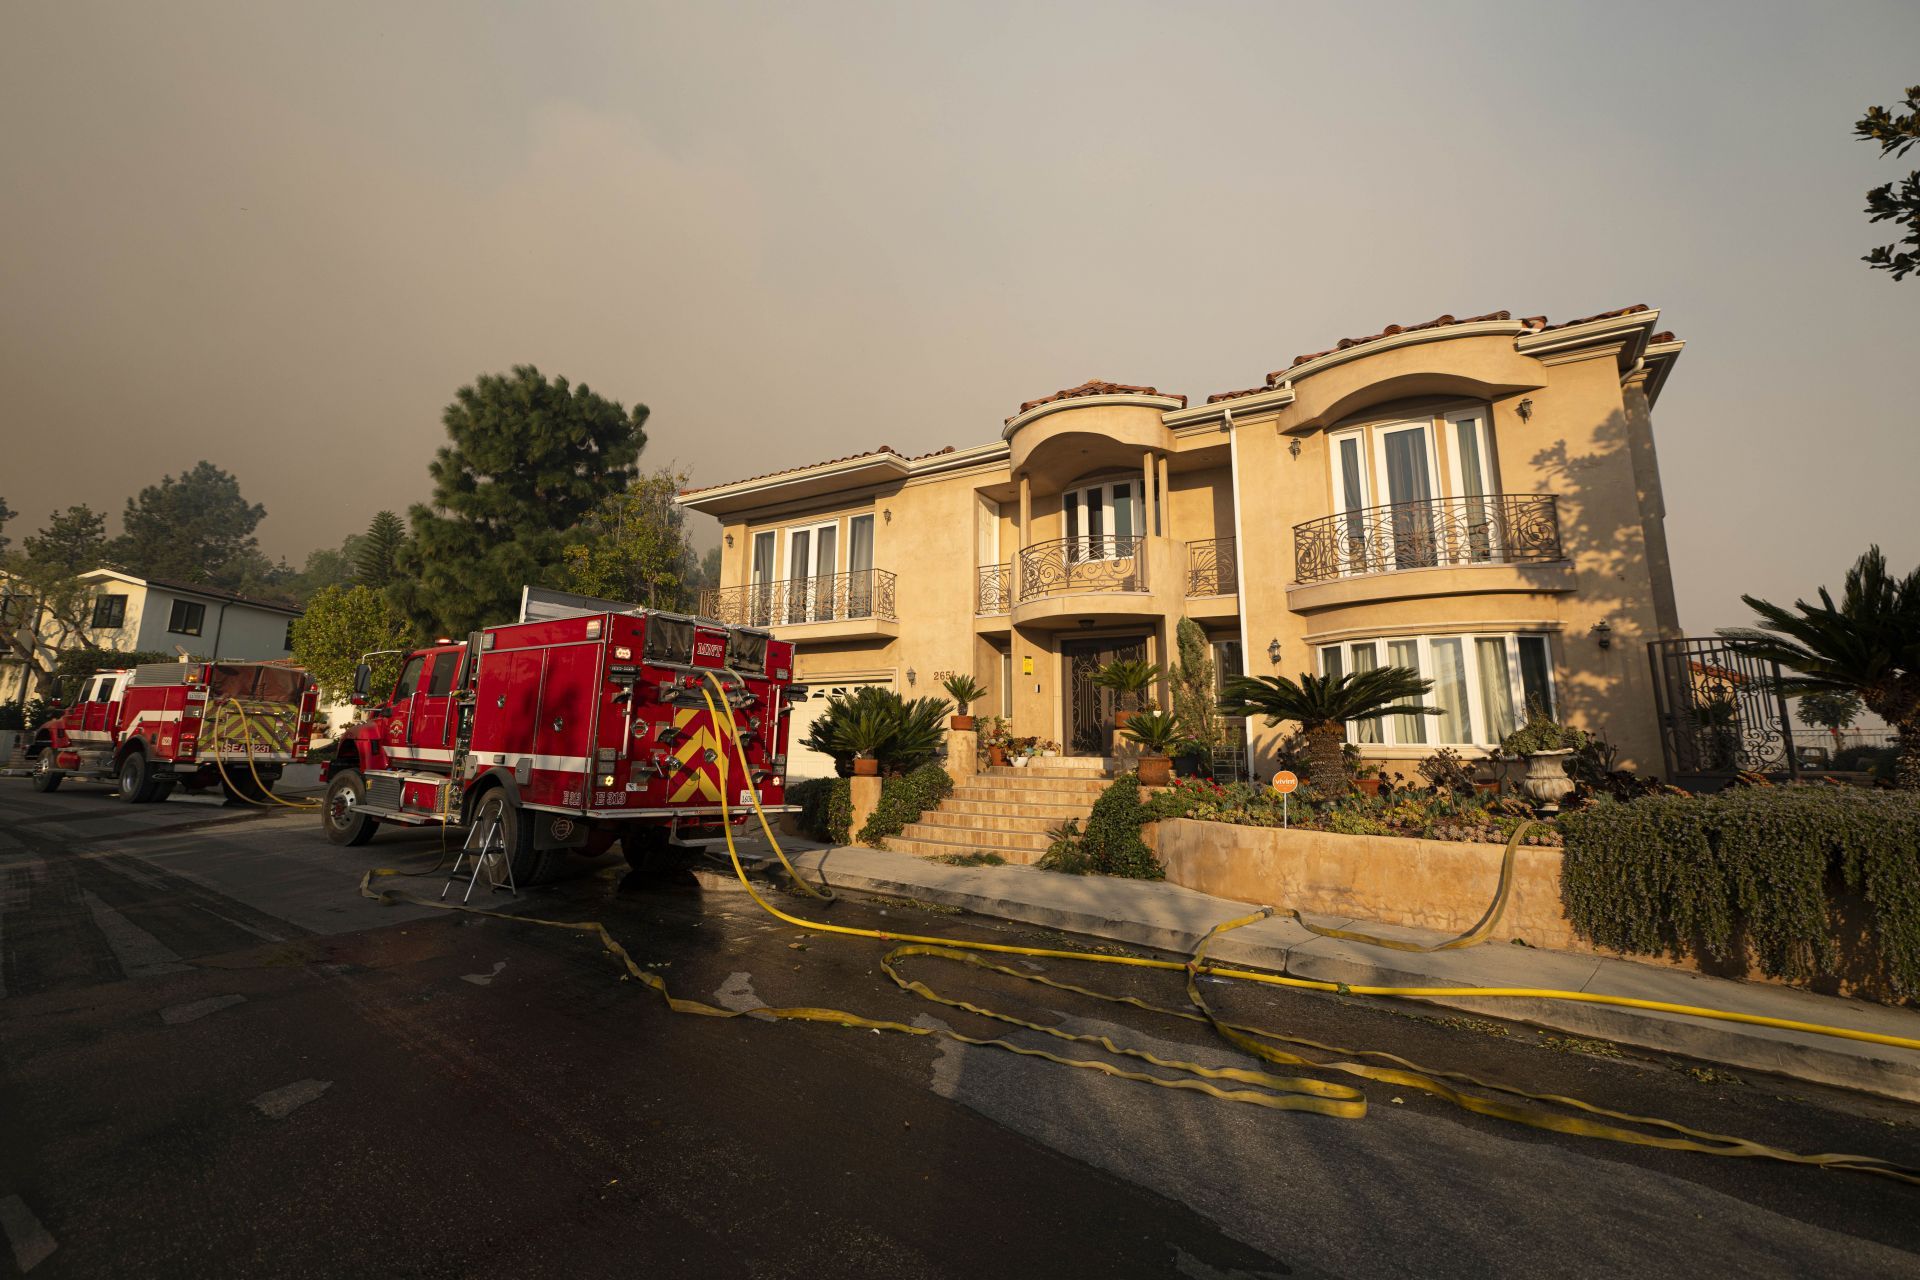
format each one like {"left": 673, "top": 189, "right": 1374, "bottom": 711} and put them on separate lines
{"left": 1062, "top": 638, "right": 1147, "bottom": 757}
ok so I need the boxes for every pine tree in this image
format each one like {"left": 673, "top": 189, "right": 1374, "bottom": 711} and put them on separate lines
{"left": 397, "top": 366, "right": 648, "bottom": 635}
{"left": 107, "top": 461, "right": 268, "bottom": 589}
{"left": 354, "top": 510, "right": 406, "bottom": 589}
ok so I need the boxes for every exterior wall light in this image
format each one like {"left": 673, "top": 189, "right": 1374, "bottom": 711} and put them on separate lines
{"left": 1267, "top": 638, "right": 1282, "bottom": 665}
{"left": 724, "top": 534, "right": 734, "bottom": 548}
{"left": 883, "top": 508, "right": 893, "bottom": 523}
{"left": 906, "top": 667, "right": 917, "bottom": 686}
{"left": 1517, "top": 397, "right": 1534, "bottom": 423}
{"left": 1593, "top": 620, "right": 1613, "bottom": 650}
{"left": 1288, "top": 437, "right": 1302, "bottom": 459}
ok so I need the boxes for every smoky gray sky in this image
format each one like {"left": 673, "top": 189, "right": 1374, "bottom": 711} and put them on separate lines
{"left": 2, "top": 1, "right": 1915, "bottom": 631}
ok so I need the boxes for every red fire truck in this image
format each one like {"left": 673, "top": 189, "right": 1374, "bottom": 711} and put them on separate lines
{"left": 320, "top": 602, "right": 799, "bottom": 885}
{"left": 26, "top": 660, "right": 320, "bottom": 802}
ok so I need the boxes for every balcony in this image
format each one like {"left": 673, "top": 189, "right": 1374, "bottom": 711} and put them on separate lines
{"left": 1185, "top": 537, "right": 1237, "bottom": 597}
{"left": 976, "top": 563, "right": 1013, "bottom": 615}
{"left": 1018, "top": 535, "right": 1147, "bottom": 598}
{"left": 700, "top": 568, "right": 898, "bottom": 639}
{"left": 1293, "top": 494, "right": 1562, "bottom": 583}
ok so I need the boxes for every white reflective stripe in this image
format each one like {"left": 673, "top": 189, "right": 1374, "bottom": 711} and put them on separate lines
{"left": 392, "top": 746, "right": 457, "bottom": 762}
{"left": 494, "top": 753, "right": 593, "bottom": 773}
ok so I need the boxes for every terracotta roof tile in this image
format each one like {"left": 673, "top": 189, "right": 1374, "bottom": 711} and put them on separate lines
{"left": 1650, "top": 330, "right": 1676, "bottom": 344}
{"left": 1206, "top": 384, "right": 1268, "bottom": 405}
{"left": 1007, "top": 379, "right": 1186, "bottom": 424}
{"left": 1536, "top": 303, "right": 1649, "bottom": 333}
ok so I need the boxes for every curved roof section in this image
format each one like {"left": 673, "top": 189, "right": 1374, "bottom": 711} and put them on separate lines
{"left": 1007, "top": 379, "right": 1187, "bottom": 425}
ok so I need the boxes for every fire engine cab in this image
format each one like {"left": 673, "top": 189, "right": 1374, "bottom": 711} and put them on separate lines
{"left": 321, "top": 592, "right": 800, "bottom": 885}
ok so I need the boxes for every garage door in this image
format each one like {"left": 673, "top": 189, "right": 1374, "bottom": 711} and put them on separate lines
{"left": 786, "top": 679, "right": 891, "bottom": 781}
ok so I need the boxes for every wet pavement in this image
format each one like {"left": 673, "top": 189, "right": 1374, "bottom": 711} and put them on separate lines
{"left": 3, "top": 783, "right": 1919, "bottom": 1278}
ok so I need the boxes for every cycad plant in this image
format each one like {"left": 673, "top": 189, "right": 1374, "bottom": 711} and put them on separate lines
{"left": 1121, "top": 709, "right": 1184, "bottom": 756}
{"left": 1725, "top": 545, "right": 1920, "bottom": 790}
{"left": 1218, "top": 667, "right": 1437, "bottom": 795}
{"left": 941, "top": 673, "right": 987, "bottom": 723}
{"left": 801, "top": 685, "right": 954, "bottom": 776}
{"left": 1091, "top": 659, "right": 1166, "bottom": 713}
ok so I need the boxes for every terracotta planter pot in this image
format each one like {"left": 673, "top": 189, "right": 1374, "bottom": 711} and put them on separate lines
{"left": 987, "top": 746, "right": 1008, "bottom": 767}
{"left": 1473, "top": 780, "right": 1500, "bottom": 795}
{"left": 1137, "top": 754, "right": 1172, "bottom": 787}
{"left": 851, "top": 756, "right": 879, "bottom": 777}
{"left": 1352, "top": 777, "right": 1383, "bottom": 797}
{"left": 950, "top": 714, "right": 975, "bottom": 730}
{"left": 1114, "top": 710, "right": 1139, "bottom": 731}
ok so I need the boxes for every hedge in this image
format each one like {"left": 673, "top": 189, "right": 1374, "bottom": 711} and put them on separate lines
{"left": 860, "top": 762, "right": 954, "bottom": 847}
{"left": 1039, "top": 774, "right": 1165, "bottom": 880}
{"left": 789, "top": 777, "right": 852, "bottom": 845}
{"left": 1558, "top": 787, "right": 1920, "bottom": 993}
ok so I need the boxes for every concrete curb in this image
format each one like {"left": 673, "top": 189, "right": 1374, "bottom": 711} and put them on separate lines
{"left": 787, "top": 845, "right": 1920, "bottom": 1105}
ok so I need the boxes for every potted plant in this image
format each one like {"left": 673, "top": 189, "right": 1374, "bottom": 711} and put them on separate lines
{"left": 1351, "top": 758, "right": 1384, "bottom": 797}
{"left": 942, "top": 674, "right": 986, "bottom": 730}
{"left": 1218, "top": 668, "right": 1439, "bottom": 796}
{"left": 1122, "top": 710, "right": 1183, "bottom": 787}
{"left": 1091, "top": 659, "right": 1165, "bottom": 732}
{"left": 1010, "top": 735, "right": 1037, "bottom": 767}
{"left": 834, "top": 703, "right": 896, "bottom": 777}
{"left": 979, "top": 716, "right": 1011, "bottom": 767}
{"left": 1036, "top": 738, "right": 1059, "bottom": 758}
{"left": 1498, "top": 711, "right": 1589, "bottom": 810}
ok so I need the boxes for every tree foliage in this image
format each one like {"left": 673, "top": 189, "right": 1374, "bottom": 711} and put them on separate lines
{"left": 1728, "top": 546, "right": 1920, "bottom": 790}
{"left": 1796, "top": 690, "right": 1863, "bottom": 735}
{"left": 355, "top": 511, "right": 405, "bottom": 589}
{"left": 0, "top": 495, "right": 13, "bottom": 553}
{"left": 561, "top": 468, "right": 698, "bottom": 609}
{"left": 108, "top": 461, "right": 271, "bottom": 590}
{"left": 1170, "top": 618, "right": 1223, "bottom": 755}
{"left": 22, "top": 505, "right": 107, "bottom": 577}
{"left": 290, "top": 585, "right": 420, "bottom": 706}
{"left": 1856, "top": 84, "right": 1920, "bottom": 281}
{"left": 397, "top": 366, "right": 648, "bottom": 635}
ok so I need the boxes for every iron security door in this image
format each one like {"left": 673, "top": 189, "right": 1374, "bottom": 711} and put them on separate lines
{"left": 1062, "top": 638, "right": 1147, "bottom": 757}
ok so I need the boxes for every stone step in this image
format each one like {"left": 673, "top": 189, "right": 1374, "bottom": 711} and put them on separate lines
{"left": 897, "top": 821, "right": 1051, "bottom": 853}
{"left": 960, "top": 775, "right": 1113, "bottom": 794}
{"left": 984, "top": 760, "right": 1114, "bottom": 778}
{"left": 940, "top": 797, "right": 1094, "bottom": 820}
{"left": 883, "top": 834, "right": 1046, "bottom": 866}
{"left": 913, "top": 809, "right": 1070, "bottom": 835}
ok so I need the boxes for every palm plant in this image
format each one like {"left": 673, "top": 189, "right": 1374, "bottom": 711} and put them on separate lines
{"left": 802, "top": 686, "right": 951, "bottom": 776}
{"left": 941, "top": 673, "right": 987, "bottom": 720}
{"left": 888, "top": 695, "right": 954, "bottom": 772}
{"left": 1121, "top": 709, "right": 1184, "bottom": 756}
{"left": 1091, "top": 658, "right": 1166, "bottom": 712}
{"left": 1218, "top": 667, "right": 1438, "bottom": 795}
{"left": 1725, "top": 545, "right": 1920, "bottom": 791}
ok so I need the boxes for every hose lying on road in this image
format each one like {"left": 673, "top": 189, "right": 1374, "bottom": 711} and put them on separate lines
{"left": 208, "top": 699, "right": 320, "bottom": 811}
{"left": 352, "top": 672, "right": 1920, "bottom": 1187}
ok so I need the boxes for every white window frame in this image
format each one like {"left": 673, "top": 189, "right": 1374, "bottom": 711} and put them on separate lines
{"left": 1326, "top": 428, "right": 1373, "bottom": 578}
{"left": 1316, "top": 630, "right": 1557, "bottom": 750}
{"left": 782, "top": 518, "right": 841, "bottom": 623}
{"left": 1442, "top": 405, "right": 1502, "bottom": 565}
{"left": 1063, "top": 477, "right": 1140, "bottom": 563}
{"left": 1324, "top": 405, "right": 1508, "bottom": 574}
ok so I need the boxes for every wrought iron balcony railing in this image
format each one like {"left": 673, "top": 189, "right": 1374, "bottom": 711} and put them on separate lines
{"left": 700, "top": 568, "right": 897, "bottom": 627}
{"left": 1017, "top": 535, "right": 1147, "bottom": 599}
{"left": 1185, "top": 537, "right": 1237, "bottom": 597}
{"left": 976, "top": 563, "right": 1013, "bottom": 615}
{"left": 1293, "top": 494, "right": 1562, "bottom": 584}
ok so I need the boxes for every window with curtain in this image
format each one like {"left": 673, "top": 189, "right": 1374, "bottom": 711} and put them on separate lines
{"left": 1316, "top": 631, "right": 1557, "bottom": 749}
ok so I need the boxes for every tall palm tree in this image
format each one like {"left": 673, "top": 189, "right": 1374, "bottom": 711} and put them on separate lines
{"left": 1218, "top": 667, "right": 1437, "bottom": 795}
{"left": 1726, "top": 546, "right": 1920, "bottom": 790}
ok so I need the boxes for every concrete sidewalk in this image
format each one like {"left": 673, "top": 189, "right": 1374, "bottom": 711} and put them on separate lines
{"left": 778, "top": 843, "right": 1920, "bottom": 1105}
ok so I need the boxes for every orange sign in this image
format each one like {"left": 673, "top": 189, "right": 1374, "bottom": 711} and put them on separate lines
{"left": 1271, "top": 771, "right": 1299, "bottom": 795}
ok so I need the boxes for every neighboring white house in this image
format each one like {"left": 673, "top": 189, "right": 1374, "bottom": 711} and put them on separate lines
{"left": 0, "top": 568, "right": 301, "bottom": 704}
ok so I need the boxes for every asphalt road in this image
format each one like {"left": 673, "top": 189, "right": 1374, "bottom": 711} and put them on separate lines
{"left": 3, "top": 780, "right": 1919, "bottom": 1279}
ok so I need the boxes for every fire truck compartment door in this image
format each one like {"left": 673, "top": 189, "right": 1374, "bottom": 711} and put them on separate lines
{"left": 786, "top": 678, "right": 891, "bottom": 781}
{"left": 532, "top": 643, "right": 600, "bottom": 784}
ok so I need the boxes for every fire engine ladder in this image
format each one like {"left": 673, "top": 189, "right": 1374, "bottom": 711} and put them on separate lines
{"left": 442, "top": 806, "right": 516, "bottom": 902}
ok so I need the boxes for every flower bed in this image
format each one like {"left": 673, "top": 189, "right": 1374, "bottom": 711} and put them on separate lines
{"left": 1143, "top": 777, "right": 1562, "bottom": 846}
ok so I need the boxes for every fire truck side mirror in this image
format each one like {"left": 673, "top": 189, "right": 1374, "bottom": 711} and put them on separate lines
{"left": 351, "top": 663, "right": 372, "bottom": 703}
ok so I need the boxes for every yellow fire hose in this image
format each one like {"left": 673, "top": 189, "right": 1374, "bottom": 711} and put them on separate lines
{"left": 350, "top": 672, "right": 1920, "bottom": 1186}
{"left": 208, "top": 699, "right": 321, "bottom": 811}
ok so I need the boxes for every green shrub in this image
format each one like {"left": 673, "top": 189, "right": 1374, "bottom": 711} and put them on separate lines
{"left": 789, "top": 776, "right": 852, "bottom": 844}
{"left": 860, "top": 762, "right": 954, "bottom": 847}
{"left": 1559, "top": 787, "right": 1920, "bottom": 991}
{"left": 1041, "top": 774, "right": 1165, "bottom": 879}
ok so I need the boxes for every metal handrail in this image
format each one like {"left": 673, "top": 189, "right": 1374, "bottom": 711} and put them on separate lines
{"left": 1185, "top": 537, "right": 1237, "bottom": 596}
{"left": 976, "top": 563, "right": 1013, "bottom": 615}
{"left": 1017, "top": 534, "right": 1147, "bottom": 599}
{"left": 1292, "top": 494, "right": 1561, "bottom": 584}
{"left": 699, "top": 568, "right": 898, "bottom": 627}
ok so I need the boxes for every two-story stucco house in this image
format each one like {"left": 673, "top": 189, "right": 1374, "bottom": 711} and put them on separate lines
{"left": 678, "top": 306, "right": 1684, "bottom": 783}
{"left": 0, "top": 568, "right": 301, "bottom": 704}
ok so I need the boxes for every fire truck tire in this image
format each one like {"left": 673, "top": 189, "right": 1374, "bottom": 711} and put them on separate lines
{"left": 30, "top": 748, "right": 62, "bottom": 793}
{"left": 475, "top": 790, "right": 564, "bottom": 886}
{"left": 117, "top": 750, "right": 164, "bottom": 804}
{"left": 323, "top": 769, "right": 378, "bottom": 846}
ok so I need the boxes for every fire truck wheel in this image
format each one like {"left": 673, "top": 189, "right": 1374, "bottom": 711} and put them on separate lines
{"left": 474, "top": 790, "right": 564, "bottom": 886}
{"left": 323, "top": 769, "right": 378, "bottom": 846}
{"left": 29, "top": 748, "right": 62, "bottom": 793}
{"left": 117, "top": 750, "right": 164, "bottom": 804}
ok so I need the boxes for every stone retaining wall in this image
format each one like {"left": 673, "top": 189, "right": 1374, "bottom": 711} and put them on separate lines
{"left": 1145, "top": 818, "right": 1579, "bottom": 950}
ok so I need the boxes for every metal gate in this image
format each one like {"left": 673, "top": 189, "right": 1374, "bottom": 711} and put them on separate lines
{"left": 1648, "top": 637, "right": 1798, "bottom": 789}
